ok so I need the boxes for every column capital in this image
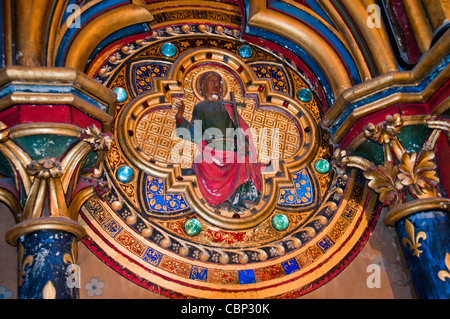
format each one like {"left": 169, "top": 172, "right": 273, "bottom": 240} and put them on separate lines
{"left": 5, "top": 217, "right": 86, "bottom": 246}
{"left": 0, "top": 66, "right": 116, "bottom": 245}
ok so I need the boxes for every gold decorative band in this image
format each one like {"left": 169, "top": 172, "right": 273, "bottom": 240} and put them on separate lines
{"left": 6, "top": 217, "right": 86, "bottom": 246}
{"left": 384, "top": 198, "right": 450, "bottom": 227}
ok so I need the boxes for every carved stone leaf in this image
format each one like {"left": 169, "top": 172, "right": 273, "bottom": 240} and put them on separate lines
{"left": 398, "top": 151, "right": 439, "bottom": 197}
{"left": 363, "top": 162, "right": 403, "bottom": 206}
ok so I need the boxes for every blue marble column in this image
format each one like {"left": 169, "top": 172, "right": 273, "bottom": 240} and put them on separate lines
{"left": 394, "top": 211, "right": 450, "bottom": 299}
{"left": 17, "top": 229, "right": 79, "bottom": 299}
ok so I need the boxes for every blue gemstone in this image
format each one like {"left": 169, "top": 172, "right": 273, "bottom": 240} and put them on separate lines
{"left": 296, "top": 88, "right": 312, "bottom": 102}
{"left": 160, "top": 42, "right": 177, "bottom": 57}
{"left": 113, "top": 87, "right": 127, "bottom": 103}
{"left": 116, "top": 166, "right": 135, "bottom": 183}
{"left": 238, "top": 45, "right": 253, "bottom": 58}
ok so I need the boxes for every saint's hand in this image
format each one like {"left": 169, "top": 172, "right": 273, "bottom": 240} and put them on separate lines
{"left": 175, "top": 100, "right": 185, "bottom": 120}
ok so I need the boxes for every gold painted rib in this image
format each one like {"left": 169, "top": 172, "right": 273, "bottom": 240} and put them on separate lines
{"left": 339, "top": 0, "right": 398, "bottom": 74}
{"left": 323, "top": 30, "right": 450, "bottom": 144}
{"left": 384, "top": 198, "right": 450, "bottom": 226}
{"left": 402, "top": 0, "right": 433, "bottom": 54}
{"left": 63, "top": 4, "right": 154, "bottom": 71}
{"left": 317, "top": 0, "right": 372, "bottom": 81}
{"left": 247, "top": 2, "right": 353, "bottom": 97}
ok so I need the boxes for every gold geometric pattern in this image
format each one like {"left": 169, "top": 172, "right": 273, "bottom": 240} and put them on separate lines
{"left": 135, "top": 109, "right": 194, "bottom": 169}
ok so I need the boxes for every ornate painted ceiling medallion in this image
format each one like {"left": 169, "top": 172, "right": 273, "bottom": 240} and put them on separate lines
{"left": 79, "top": 25, "right": 381, "bottom": 298}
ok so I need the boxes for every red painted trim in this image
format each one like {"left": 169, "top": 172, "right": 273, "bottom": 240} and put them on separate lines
{"left": 435, "top": 131, "right": 450, "bottom": 196}
{"left": 0, "top": 105, "right": 101, "bottom": 130}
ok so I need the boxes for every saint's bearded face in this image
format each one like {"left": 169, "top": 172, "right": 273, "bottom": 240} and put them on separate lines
{"left": 202, "top": 73, "right": 222, "bottom": 101}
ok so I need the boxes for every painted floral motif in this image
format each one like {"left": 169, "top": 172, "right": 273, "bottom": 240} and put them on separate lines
{"left": 146, "top": 177, "right": 188, "bottom": 213}
{"left": 251, "top": 64, "right": 289, "bottom": 94}
{"left": 85, "top": 277, "right": 104, "bottom": 297}
{"left": 133, "top": 63, "right": 170, "bottom": 94}
{"left": 279, "top": 169, "right": 314, "bottom": 206}
{"left": 402, "top": 219, "right": 427, "bottom": 258}
{"left": 0, "top": 287, "right": 13, "bottom": 299}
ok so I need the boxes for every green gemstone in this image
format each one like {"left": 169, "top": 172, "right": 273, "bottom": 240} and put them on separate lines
{"left": 184, "top": 218, "right": 202, "bottom": 236}
{"left": 272, "top": 214, "right": 289, "bottom": 231}
{"left": 314, "top": 159, "right": 330, "bottom": 174}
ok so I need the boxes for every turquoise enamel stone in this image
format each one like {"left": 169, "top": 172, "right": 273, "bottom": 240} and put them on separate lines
{"left": 116, "top": 166, "right": 135, "bottom": 183}
{"left": 160, "top": 42, "right": 177, "bottom": 57}
{"left": 296, "top": 88, "right": 312, "bottom": 102}
{"left": 113, "top": 87, "right": 127, "bottom": 103}
{"left": 272, "top": 214, "right": 289, "bottom": 231}
{"left": 184, "top": 218, "right": 202, "bottom": 236}
{"left": 238, "top": 45, "right": 253, "bottom": 58}
{"left": 314, "top": 159, "right": 330, "bottom": 174}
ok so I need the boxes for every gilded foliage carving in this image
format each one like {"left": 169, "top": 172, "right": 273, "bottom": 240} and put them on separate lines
{"left": 333, "top": 114, "right": 443, "bottom": 208}
{"left": 363, "top": 162, "right": 403, "bottom": 206}
{"left": 398, "top": 151, "right": 439, "bottom": 198}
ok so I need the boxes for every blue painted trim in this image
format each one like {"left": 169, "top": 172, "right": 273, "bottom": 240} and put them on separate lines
{"left": 304, "top": 0, "right": 336, "bottom": 27}
{"left": 268, "top": 1, "right": 361, "bottom": 85}
{"left": 55, "top": 0, "right": 129, "bottom": 66}
{"left": 329, "top": 55, "right": 450, "bottom": 135}
{"left": 0, "top": 83, "right": 108, "bottom": 111}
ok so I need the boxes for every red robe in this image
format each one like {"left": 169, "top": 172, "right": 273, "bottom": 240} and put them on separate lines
{"left": 191, "top": 103, "right": 263, "bottom": 206}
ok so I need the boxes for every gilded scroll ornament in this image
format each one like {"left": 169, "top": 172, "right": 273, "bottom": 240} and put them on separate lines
{"left": 402, "top": 219, "right": 427, "bottom": 258}
{"left": 363, "top": 113, "right": 403, "bottom": 145}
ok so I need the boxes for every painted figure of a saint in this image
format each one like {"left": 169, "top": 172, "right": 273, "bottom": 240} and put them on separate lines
{"left": 174, "top": 71, "right": 266, "bottom": 212}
